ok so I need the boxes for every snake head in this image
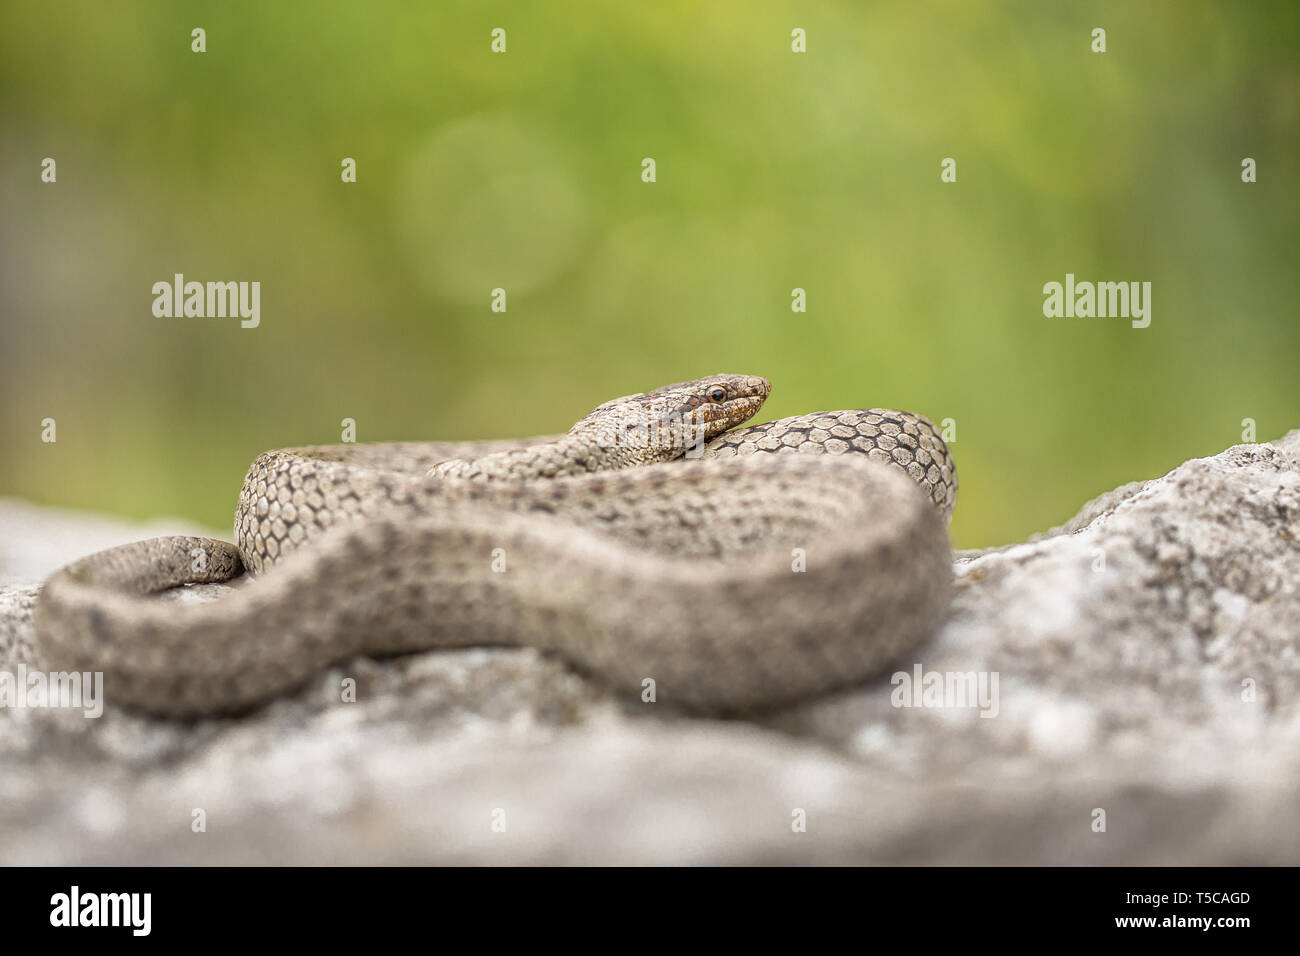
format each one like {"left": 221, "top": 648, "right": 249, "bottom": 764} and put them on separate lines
{"left": 575, "top": 375, "right": 772, "bottom": 449}
{"left": 429, "top": 375, "right": 772, "bottom": 478}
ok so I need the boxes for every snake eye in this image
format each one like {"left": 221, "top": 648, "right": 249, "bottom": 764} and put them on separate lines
{"left": 709, "top": 386, "right": 727, "bottom": 403}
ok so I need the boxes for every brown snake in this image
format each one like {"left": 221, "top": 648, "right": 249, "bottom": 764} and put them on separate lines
{"left": 33, "top": 375, "right": 957, "bottom": 717}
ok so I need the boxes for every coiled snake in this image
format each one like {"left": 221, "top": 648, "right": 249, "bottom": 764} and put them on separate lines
{"left": 34, "top": 375, "right": 957, "bottom": 716}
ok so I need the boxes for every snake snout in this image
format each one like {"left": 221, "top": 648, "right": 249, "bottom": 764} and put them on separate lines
{"left": 719, "top": 374, "right": 770, "bottom": 407}
{"left": 707, "top": 375, "right": 771, "bottom": 434}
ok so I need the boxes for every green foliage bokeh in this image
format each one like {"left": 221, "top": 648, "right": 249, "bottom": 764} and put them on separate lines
{"left": 1, "top": 0, "right": 1296, "bottom": 548}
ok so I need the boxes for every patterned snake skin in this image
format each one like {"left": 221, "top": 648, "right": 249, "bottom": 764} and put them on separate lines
{"left": 34, "top": 375, "right": 957, "bottom": 717}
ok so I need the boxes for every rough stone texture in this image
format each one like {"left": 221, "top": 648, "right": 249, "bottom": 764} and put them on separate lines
{"left": 1, "top": 431, "right": 1297, "bottom": 864}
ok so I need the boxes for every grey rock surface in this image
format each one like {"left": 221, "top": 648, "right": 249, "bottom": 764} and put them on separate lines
{"left": 1, "top": 431, "right": 1297, "bottom": 865}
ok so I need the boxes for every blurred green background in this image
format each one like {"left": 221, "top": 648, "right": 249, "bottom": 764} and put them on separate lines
{"left": 1, "top": 1, "right": 1296, "bottom": 549}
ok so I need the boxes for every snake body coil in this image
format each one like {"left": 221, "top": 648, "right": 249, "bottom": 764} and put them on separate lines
{"left": 34, "top": 375, "right": 957, "bottom": 716}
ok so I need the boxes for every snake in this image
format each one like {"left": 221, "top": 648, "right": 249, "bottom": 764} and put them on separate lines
{"left": 33, "top": 375, "right": 957, "bottom": 717}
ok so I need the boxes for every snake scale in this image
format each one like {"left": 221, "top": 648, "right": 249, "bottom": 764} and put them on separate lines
{"left": 34, "top": 375, "right": 957, "bottom": 717}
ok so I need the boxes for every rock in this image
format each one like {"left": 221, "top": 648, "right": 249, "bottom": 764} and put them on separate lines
{"left": 1, "top": 432, "right": 1297, "bottom": 864}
